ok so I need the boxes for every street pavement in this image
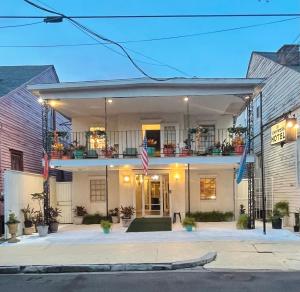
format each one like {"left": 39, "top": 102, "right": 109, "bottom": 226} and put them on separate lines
{"left": 1, "top": 270, "right": 300, "bottom": 292}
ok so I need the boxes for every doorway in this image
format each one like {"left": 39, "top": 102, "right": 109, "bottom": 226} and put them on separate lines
{"left": 142, "top": 124, "right": 161, "bottom": 157}
{"left": 135, "top": 174, "right": 170, "bottom": 217}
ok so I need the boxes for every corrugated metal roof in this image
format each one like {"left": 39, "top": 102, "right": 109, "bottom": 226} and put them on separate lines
{"left": 0, "top": 65, "right": 52, "bottom": 96}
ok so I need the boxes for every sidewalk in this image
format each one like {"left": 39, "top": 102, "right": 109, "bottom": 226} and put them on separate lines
{"left": 1, "top": 223, "right": 300, "bottom": 270}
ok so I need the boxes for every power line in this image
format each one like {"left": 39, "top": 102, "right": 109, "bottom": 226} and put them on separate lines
{"left": 0, "top": 20, "right": 43, "bottom": 29}
{"left": 1, "top": 13, "right": 300, "bottom": 19}
{"left": 0, "top": 16, "right": 298, "bottom": 47}
{"left": 23, "top": 0, "right": 188, "bottom": 81}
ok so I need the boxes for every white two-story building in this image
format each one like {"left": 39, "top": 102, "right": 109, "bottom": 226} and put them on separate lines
{"left": 29, "top": 78, "right": 262, "bottom": 223}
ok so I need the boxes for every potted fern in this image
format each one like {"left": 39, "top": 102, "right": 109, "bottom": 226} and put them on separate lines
{"left": 182, "top": 217, "right": 196, "bottom": 232}
{"left": 100, "top": 220, "right": 112, "bottom": 234}
{"left": 21, "top": 204, "right": 35, "bottom": 235}
{"left": 6, "top": 212, "right": 20, "bottom": 243}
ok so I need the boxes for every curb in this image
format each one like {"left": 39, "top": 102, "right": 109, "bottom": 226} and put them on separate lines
{"left": 0, "top": 252, "right": 217, "bottom": 274}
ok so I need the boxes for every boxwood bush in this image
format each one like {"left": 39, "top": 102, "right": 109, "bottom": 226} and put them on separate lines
{"left": 188, "top": 211, "right": 234, "bottom": 222}
{"left": 83, "top": 213, "right": 108, "bottom": 224}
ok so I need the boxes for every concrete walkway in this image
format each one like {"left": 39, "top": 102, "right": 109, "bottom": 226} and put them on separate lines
{"left": 1, "top": 222, "right": 300, "bottom": 270}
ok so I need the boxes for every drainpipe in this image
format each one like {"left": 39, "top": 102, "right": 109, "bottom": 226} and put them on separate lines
{"left": 260, "top": 91, "right": 267, "bottom": 235}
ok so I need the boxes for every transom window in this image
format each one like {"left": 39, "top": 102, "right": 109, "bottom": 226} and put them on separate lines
{"left": 90, "top": 179, "right": 106, "bottom": 202}
{"left": 200, "top": 177, "right": 216, "bottom": 200}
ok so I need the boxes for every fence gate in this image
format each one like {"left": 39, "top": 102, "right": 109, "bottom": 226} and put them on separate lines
{"left": 56, "top": 182, "right": 72, "bottom": 223}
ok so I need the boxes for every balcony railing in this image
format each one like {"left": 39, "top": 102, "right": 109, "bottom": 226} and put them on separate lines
{"left": 49, "top": 128, "right": 247, "bottom": 159}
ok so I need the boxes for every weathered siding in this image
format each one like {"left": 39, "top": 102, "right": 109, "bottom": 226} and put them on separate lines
{"left": 0, "top": 67, "right": 69, "bottom": 194}
{"left": 247, "top": 53, "right": 300, "bottom": 216}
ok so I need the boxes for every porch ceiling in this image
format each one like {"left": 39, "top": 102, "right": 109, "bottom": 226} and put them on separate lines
{"left": 28, "top": 77, "right": 264, "bottom": 119}
{"left": 47, "top": 95, "right": 245, "bottom": 118}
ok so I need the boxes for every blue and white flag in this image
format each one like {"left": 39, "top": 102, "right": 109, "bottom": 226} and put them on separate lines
{"left": 236, "top": 142, "right": 249, "bottom": 184}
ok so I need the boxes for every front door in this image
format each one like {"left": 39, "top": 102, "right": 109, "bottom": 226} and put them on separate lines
{"left": 135, "top": 174, "right": 169, "bottom": 217}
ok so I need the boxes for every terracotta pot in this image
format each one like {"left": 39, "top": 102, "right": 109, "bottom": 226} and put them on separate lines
{"left": 51, "top": 151, "right": 62, "bottom": 159}
{"left": 235, "top": 145, "right": 245, "bottom": 155}
{"left": 7, "top": 223, "right": 20, "bottom": 243}
{"left": 23, "top": 226, "right": 34, "bottom": 235}
{"left": 163, "top": 147, "right": 175, "bottom": 157}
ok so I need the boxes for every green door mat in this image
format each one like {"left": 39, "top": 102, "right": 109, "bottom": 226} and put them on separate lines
{"left": 126, "top": 217, "right": 172, "bottom": 232}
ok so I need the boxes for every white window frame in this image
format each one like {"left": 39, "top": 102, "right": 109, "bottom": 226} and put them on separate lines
{"left": 89, "top": 176, "right": 106, "bottom": 202}
{"left": 199, "top": 175, "right": 217, "bottom": 201}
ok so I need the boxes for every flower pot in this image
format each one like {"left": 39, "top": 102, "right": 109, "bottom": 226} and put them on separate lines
{"left": 73, "top": 216, "right": 84, "bottom": 225}
{"left": 62, "top": 155, "right": 70, "bottom": 160}
{"left": 37, "top": 225, "right": 49, "bottom": 237}
{"left": 51, "top": 151, "right": 62, "bottom": 159}
{"left": 163, "top": 148, "right": 175, "bottom": 157}
{"left": 74, "top": 150, "right": 84, "bottom": 159}
{"left": 235, "top": 145, "right": 244, "bottom": 155}
{"left": 121, "top": 217, "right": 132, "bottom": 228}
{"left": 111, "top": 216, "right": 119, "bottom": 224}
{"left": 180, "top": 149, "right": 192, "bottom": 157}
{"left": 272, "top": 218, "right": 282, "bottom": 229}
{"left": 103, "top": 227, "right": 110, "bottom": 234}
{"left": 185, "top": 225, "right": 193, "bottom": 232}
{"left": 23, "top": 226, "right": 34, "bottom": 235}
{"left": 7, "top": 223, "right": 20, "bottom": 243}
{"left": 49, "top": 222, "right": 59, "bottom": 233}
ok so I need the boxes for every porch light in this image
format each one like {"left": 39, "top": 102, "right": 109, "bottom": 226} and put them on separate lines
{"left": 49, "top": 100, "right": 57, "bottom": 107}
{"left": 109, "top": 165, "right": 114, "bottom": 168}
{"left": 151, "top": 175, "right": 159, "bottom": 181}
{"left": 123, "top": 175, "right": 130, "bottom": 183}
{"left": 38, "top": 97, "right": 44, "bottom": 104}
{"left": 285, "top": 117, "right": 298, "bottom": 142}
{"left": 174, "top": 173, "right": 180, "bottom": 181}
{"left": 244, "top": 95, "right": 250, "bottom": 100}
{"left": 184, "top": 97, "right": 189, "bottom": 102}
{"left": 107, "top": 99, "right": 113, "bottom": 104}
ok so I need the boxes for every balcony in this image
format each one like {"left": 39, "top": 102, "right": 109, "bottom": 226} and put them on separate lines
{"left": 50, "top": 127, "right": 247, "bottom": 160}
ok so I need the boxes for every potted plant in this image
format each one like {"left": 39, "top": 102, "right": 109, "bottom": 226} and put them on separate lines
{"left": 212, "top": 142, "right": 222, "bottom": 156}
{"left": 100, "top": 220, "right": 112, "bottom": 234}
{"left": 109, "top": 208, "right": 119, "bottom": 224}
{"left": 73, "top": 206, "right": 87, "bottom": 224}
{"left": 272, "top": 201, "right": 289, "bottom": 229}
{"left": 6, "top": 212, "right": 20, "bottom": 243}
{"left": 72, "top": 141, "right": 86, "bottom": 159}
{"left": 30, "top": 192, "right": 49, "bottom": 237}
{"left": 51, "top": 142, "right": 64, "bottom": 159}
{"left": 228, "top": 126, "right": 247, "bottom": 155}
{"left": 221, "top": 141, "right": 234, "bottom": 156}
{"left": 21, "top": 204, "right": 35, "bottom": 235}
{"left": 182, "top": 217, "right": 196, "bottom": 232}
{"left": 180, "top": 139, "right": 193, "bottom": 156}
{"left": 236, "top": 213, "right": 249, "bottom": 229}
{"left": 49, "top": 207, "right": 62, "bottom": 233}
{"left": 62, "top": 147, "right": 72, "bottom": 160}
{"left": 163, "top": 144, "right": 176, "bottom": 157}
{"left": 120, "top": 206, "right": 135, "bottom": 227}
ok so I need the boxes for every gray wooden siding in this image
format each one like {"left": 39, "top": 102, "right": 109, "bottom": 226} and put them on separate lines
{"left": 247, "top": 53, "right": 300, "bottom": 214}
{"left": 0, "top": 67, "right": 69, "bottom": 194}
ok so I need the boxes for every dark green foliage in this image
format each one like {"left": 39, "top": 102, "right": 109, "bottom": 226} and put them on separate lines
{"left": 188, "top": 211, "right": 234, "bottom": 222}
{"left": 83, "top": 213, "right": 107, "bottom": 224}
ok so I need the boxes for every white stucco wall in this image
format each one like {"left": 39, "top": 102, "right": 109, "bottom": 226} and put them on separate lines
{"left": 187, "top": 169, "right": 235, "bottom": 213}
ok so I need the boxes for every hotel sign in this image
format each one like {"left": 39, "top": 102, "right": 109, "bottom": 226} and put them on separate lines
{"left": 271, "top": 120, "right": 286, "bottom": 145}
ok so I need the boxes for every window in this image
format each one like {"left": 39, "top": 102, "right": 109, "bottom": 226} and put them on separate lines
{"left": 10, "top": 149, "right": 23, "bottom": 171}
{"left": 90, "top": 179, "right": 106, "bottom": 202}
{"left": 200, "top": 177, "right": 216, "bottom": 200}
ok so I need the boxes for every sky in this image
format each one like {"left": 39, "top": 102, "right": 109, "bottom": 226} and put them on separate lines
{"left": 0, "top": 0, "right": 300, "bottom": 81}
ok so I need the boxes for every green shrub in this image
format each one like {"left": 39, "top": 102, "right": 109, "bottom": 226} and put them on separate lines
{"left": 274, "top": 201, "right": 289, "bottom": 218}
{"left": 83, "top": 213, "right": 107, "bottom": 224}
{"left": 182, "top": 217, "right": 196, "bottom": 228}
{"left": 236, "top": 214, "right": 249, "bottom": 229}
{"left": 188, "top": 211, "right": 234, "bottom": 222}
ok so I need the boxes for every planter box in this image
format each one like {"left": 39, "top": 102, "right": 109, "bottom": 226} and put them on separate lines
{"left": 73, "top": 216, "right": 84, "bottom": 225}
{"left": 37, "top": 225, "right": 49, "bottom": 237}
{"left": 51, "top": 151, "right": 62, "bottom": 159}
{"left": 121, "top": 218, "right": 133, "bottom": 228}
{"left": 163, "top": 148, "right": 175, "bottom": 157}
{"left": 74, "top": 150, "right": 84, "bottom": 159}
{"left": 272, "top": 218, "right": 282, "bottom": 229}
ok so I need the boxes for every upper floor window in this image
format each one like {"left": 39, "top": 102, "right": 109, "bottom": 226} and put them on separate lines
{"left": 200, "top": 177, "right": 216, "bottom": 200}
{"left": 10, "top": 149, "right": 23, "bottom": 171}
{"left": 89, "top": 126, "right": 106, "bottom": 150}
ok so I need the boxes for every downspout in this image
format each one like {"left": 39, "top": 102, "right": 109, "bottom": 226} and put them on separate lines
{"left": 260, "top": 91, "right": 267, "bottom": 234}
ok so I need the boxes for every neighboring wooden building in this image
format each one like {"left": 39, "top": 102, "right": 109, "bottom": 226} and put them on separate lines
{"left": 0, "top": 65, "right": 70, "bottom": 195}
{"left": 239, "top": 44, "right": 300, "bottom": 223}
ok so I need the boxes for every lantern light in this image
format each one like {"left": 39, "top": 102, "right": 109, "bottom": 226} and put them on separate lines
{"left": 123, "top": 175, "right": 130, "bottom": 183}
{"left": 38, "top": 97, "right": 44, "bottom": 104}
{"left": 285, "top": 117, "right": 298, "bottom": 143}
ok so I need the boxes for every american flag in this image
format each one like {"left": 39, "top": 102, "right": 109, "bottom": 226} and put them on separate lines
{"left": 141, "top": 135, "right": 149, "bottom": 175}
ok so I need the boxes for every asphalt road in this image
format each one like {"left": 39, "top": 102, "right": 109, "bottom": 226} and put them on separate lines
{"left": 1, "top": 270, "right": 300, "bottom": 292}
